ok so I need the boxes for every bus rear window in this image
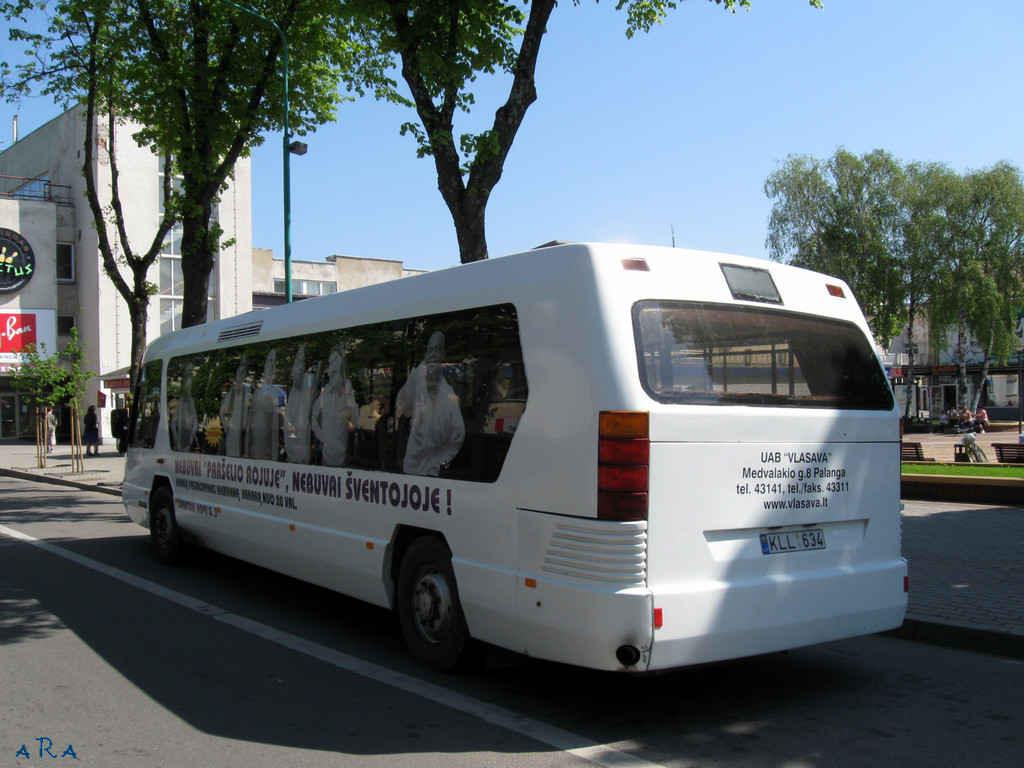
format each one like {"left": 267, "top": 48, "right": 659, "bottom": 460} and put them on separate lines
{"left": 633, "top": 301, "right": 893, "bottom": 410}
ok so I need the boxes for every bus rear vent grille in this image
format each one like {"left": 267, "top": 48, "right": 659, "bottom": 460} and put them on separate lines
{"left": 542, "top": 520, "right": 647, "bottom": 588}
{"left": 218, "top": 321, "right": 263, "bottom": 343}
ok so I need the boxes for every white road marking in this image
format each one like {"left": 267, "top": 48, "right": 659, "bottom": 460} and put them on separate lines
{"left": 0, "top": 523, "right": 668, "bottom": 768}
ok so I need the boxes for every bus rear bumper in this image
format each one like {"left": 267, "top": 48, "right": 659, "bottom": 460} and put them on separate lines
{"left": 647, "top": 560, "right": 908, "bottom": 670}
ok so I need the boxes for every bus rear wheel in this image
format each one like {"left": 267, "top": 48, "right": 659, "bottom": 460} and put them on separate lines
{"left": 397, "top": 537, "right": 479, "bottom": 672}
{"left": 149, "top": 486, "right": 182, "bottom": 565}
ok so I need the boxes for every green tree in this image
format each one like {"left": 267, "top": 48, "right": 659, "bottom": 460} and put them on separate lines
{"left": 10, "top": 328, "right": 94, "bottom": 470}
{"left": 765, "top": 148, "right": 908, "bottom": 347}
{"left": 927, "top": 162, "right": 1024, "bottom": 410}
{"left": 3, "top": 3, "right": 174, "bottom": 377}
{"left": 3, "top": 0, "right": 386, "bottom": 335}
{"left": 892, "top": 161, "right": 947, "bottom": 417}
{"left": 355, "top": 0, "right": 822, "bottom": 264}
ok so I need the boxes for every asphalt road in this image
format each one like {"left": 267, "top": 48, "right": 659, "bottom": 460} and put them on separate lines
{"left": 1, "top": 476, "right": 1022, "bottom": 768}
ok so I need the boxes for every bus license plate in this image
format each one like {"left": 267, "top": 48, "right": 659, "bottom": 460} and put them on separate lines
{"left": 759, "top": 529, "right": 826, "bottom": 555}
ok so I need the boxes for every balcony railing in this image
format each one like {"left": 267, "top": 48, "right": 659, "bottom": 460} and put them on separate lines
{"left": 0, "top": 174, "right": 73, "bottom": 206}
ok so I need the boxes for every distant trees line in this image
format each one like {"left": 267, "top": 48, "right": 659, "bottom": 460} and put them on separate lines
{"left": 765, "top": 148, "right": 1024, "bottom": 414}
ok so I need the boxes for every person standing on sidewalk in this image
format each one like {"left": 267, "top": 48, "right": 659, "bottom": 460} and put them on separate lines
{"left": 45, "top": 407, "right": 57, "bottom": 453}
{"left": 83, "top": 405, "right": 100, "bottom": 455}
{"left": 111, "top": 404, "right": 128, "bottom": 455}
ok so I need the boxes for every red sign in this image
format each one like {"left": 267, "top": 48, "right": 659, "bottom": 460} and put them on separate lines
{"left": 0, "top": 313, "right": 37, "bottom": 354}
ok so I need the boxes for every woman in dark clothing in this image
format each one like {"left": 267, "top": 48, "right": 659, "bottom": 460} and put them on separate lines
{"left": 83, "top": 405, "right": 100, "bottom": 455}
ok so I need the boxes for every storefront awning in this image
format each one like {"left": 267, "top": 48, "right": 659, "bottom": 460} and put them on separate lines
{"left": 101, "top": 366, "right": 133, "bottom": 392}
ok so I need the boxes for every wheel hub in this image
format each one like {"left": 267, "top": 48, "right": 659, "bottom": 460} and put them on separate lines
{"left": 411, "top": 566, "right": 452, "bottom": 644}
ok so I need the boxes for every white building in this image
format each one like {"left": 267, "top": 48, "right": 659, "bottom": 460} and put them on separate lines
{"left": 0, "top": 105, "right": 251, "bottom": 441}
{"left": 1, "top": 106, "right": 426, "bottom": 444}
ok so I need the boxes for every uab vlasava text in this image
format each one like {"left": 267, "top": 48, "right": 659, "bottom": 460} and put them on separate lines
{"left": 745, "top": 452, "right": 847, "bottom": 481}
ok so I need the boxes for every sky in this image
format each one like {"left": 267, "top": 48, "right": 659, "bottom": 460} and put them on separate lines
{"left": 3, "top": 0, "right": 1023, "bottom": 274}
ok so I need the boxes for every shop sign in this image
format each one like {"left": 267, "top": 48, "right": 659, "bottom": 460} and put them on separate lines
{"left": 103, "top": 377, "right": 133, "bottom": 390}
{"left": 0, "top": 310, "right": 56, "bottom": 371}
{"left": 0, "top": 312, "right": 37, "bottom": 354}
{"left": 0, "top": 228, "right": 36, "bottom": 295}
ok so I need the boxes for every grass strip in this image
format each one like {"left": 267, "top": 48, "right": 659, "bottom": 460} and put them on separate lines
{"left": 902, "top": 463, "right": 1024, "bottom": 478}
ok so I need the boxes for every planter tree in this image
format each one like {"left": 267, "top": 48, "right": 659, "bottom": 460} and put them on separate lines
{"left": 10, "top": 328, "right": 94, "bottom": 471}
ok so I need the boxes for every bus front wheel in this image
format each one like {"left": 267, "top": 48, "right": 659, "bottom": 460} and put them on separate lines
{"left": 397, "top": 537, "right": 479, "bottom": 672}
{"left": 150, "top": 486, "right": 182, "bottom": 565}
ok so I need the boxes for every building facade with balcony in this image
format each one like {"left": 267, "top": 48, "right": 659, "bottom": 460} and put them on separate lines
{"left": 0, "top": 105, "right": 252, "bottom": 441}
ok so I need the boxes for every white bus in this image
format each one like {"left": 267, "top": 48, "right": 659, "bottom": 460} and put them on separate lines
{"left": 123, "top": 242, "right": 908, "bottom": 673}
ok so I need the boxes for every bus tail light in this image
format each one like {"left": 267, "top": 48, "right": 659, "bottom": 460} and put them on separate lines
{"left": 598, "top": 411, "right": 649, "bottom": 521}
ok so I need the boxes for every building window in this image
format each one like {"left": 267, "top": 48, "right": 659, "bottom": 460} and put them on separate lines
{"left": 159, "top": 297, "right": 182, "bottom": 335}
{"left": 56, "top": 242, "right": 75, "bottom": 282}
{"left": 273, "top": 279, "right": 337, "bottom": 296}
{"left": 158, "top": 224, "right": 184, "bottom": 335}
{"left": 12, "top": 174, "right": 48, "bottom": 201}
{"left": 158, "top": 220, "right": 219, "bottom": 334}
{"left": 57, "top": 315, "right": 76, "bottom": 335}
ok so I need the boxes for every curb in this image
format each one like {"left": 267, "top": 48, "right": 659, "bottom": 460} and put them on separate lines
{"left": 886, "top": 618, "right": 1024, "bottom": 660}
{"left": 0, "top": 466, "right": 122, "bottom": 497}
{"left": 901, "top": 472, "right": 1024, "bottom": 505}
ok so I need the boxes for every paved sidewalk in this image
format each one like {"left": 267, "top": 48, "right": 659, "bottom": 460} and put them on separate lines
{"left": 896, "top": 499, "right": 1024, "bottom": 658}
{"left": 0, "top": 441, "right": 125, "bottom": 497}
{"left": 0, "top": 439, "right": 1022, "bottom": 660}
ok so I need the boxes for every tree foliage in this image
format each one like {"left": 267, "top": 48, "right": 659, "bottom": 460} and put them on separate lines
{"left": 2, "top": 0, "right": 387, "bottom": 331}
{"left": 924, "top": 162, "right": 1024, "bottom": 408}
{"left": 766, "top": 149, "right": 1024, "bottom": 410}
{"left": 353, "top": 0, "right": 822, "bottom": 264}
{"left": 765, "top": 148, "right": 909, "bottom": 347}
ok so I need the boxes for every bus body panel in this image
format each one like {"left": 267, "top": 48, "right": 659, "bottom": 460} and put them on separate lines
{"left": 644, "top": 436, "right": 905, "bottom": 668}
{"left": 123, "top": 242, "right": 906, "bottom": 672}
{"left": 513, "top": 510, "right": 652, "bottom": 670}
{"left": 645, "top": 562, "right": 908, "bottom": 669}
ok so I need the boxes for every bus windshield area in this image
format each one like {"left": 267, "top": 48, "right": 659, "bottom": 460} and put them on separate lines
{"left": 633, "top": 300, "right": 894, "bottom": 410}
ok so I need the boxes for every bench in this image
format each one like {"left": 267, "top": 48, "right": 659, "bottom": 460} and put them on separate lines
{"left": 993, "top": 443, "right": 1024, "bottom": 463}
{"left": 900, "top": 442, "right": 934, "bottom": 462}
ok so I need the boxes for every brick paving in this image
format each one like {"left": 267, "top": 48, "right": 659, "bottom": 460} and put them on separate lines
{"left": 901, "top": 500, "right": 1024, "bottom": 648}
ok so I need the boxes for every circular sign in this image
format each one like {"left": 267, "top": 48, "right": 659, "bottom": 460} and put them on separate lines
{"left": 0, "top": 228, "right": 36, "bottom": 295}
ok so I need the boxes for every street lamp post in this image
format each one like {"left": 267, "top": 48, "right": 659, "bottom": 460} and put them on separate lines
{"left": 216, "top": 0, "right": 296, "bottom": 302}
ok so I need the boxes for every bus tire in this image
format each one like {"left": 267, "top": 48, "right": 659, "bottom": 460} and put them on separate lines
{"left": 150, "top": 486, "right": 183, "bottom": 565}
{"left": 397, "top": 536, "right": 479, "bottom": 672}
